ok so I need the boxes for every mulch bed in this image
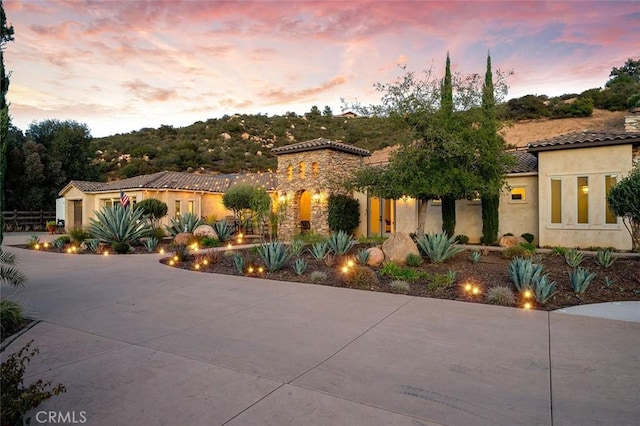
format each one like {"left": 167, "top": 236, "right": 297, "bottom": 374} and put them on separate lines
{"left": 161, "top": 247, "right": 640, "bottom": 311}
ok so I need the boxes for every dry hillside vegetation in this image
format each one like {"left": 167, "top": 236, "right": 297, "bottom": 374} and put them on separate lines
{"left": 501, "top": 109, "right": 627, "bottom": 148}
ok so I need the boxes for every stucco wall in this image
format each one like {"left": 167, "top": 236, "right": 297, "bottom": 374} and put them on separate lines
{"left": 499, "top": 175, "right": 539, "bottom": 242}
{"left": 537, "top": 144, "right": 633, "bottom": 250}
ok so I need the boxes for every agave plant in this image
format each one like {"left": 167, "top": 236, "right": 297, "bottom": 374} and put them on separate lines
{"left": 85, "top": 238, "right": 101, "bottom": 253}
{"left": 292, "top": 257, "right": 308, "bottom": 275}
{"left": 0, "top": 249, "right": 26, "bottom": 287}
{"left": 232, "top": 252, "right": 245, "bottom": 274}
{"left": 355, "top": 248, "right": 371, "bottom": 265}
{"left": 165, "top": 212, "right": 205, "bottom": 237}
{"left": 143, "top": 237, "right": 159, "bottom": 253}
{"left": 508, "top": 257, "right": 545, "bottom": 292}
{"left": 533, "top": 275, "right": 556, "bottom": 304}
{"left": 289, "top": 239, "right": 306, "bottom": 257}
{"left": 326, "top": 230, "right": 356, "bottom": 256}
{"left": 257, "top": 241, "right": 291, "bottom": 272}
{"left": 564, "top": 248, "right": 585, "bottom": 268}
{"left": 212, "top": 220, "right": 233, "bottom": 242}
{"left": 414, "top": 232, "right": 463, "bottom": 263}
{"left": 87, "top": 204, "right": 151, "bottom": 246}
{"left": 570, "top": 267, "right": 597, "bottom": 294}
{"left": 595, "top": 248, "right": 616, "bottom": 268}
{"left": 309, "top": 241, "right": 329, "bottom": 260}
{"left": 469, "top": 251, "right": 482, "bottom": 263}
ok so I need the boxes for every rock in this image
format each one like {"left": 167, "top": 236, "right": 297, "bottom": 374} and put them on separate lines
{"left": 366, "top": 247, "right": 385, "bottom": 266}
{"left": 174, "top": 232, "right": 193, "bottom": 245}
{"left": 382, "top": 233, "right": 420, "bottom": 263}
{"left": 499, "top": 235, "right": 525, "bottom": 248}
{"left": 219, "top": 132, "right": 231, "bottom": 140}
{"left": 193, "top": 225, "right": 217, "bottom": 239}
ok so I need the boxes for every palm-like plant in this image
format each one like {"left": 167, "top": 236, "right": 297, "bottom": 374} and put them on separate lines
{"left": 165, "top": 213, "right": 205, "bottom": 236}
{"left": 0, "top": 249, "right": 26, "bottom": 287}
{"left": 415, "top": 232, "right": 463, "bottom": 263}
{"left": 87, "top": 204, "right": 151, "bottom": 246}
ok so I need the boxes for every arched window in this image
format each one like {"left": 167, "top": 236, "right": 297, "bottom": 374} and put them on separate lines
{"left": 299, "top": 161, "right": 306, "bottom": 179}
{"left": 312, "top": 162, "right": 319, "bottom": 178}
{"left": 287, "top": 165, "right": 293, "bottom": 182}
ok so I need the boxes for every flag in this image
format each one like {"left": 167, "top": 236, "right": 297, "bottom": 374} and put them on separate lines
{"left": 120, "top": 190, "right": 130, "bottom": 207}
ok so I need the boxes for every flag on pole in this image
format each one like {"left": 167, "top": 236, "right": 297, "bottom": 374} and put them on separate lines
{"left": 120, "top": 190, "right": 130, "bottom": 208}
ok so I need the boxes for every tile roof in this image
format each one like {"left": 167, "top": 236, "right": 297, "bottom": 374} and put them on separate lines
{"left": 61, "top": 171, "right": 277, "bottom": 195}
{"left": 527, "top": 131, "right": 640, "bottom": 152}
{"left": 271, "top": 138, "right": 370, "bottom": 156}
{"left": 509, "top": 151, "right": 538, "bottom": 173}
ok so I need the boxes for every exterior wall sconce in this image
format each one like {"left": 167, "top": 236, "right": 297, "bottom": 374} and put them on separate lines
{"left": 278, "top": 192, "right": 287, "bottom": 202}
{"left": 312, "top": 191, "right": 321, "bottom": 203}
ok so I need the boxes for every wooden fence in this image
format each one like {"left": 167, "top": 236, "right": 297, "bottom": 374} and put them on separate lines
{"left": 2, "top": 210, "right": 57, "bottom": 232}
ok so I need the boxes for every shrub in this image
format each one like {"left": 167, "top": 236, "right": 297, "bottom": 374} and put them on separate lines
{"left": 143, "top": 237, "right": 159, "bottom": 253}
{"left": 68, "top": 227, "right": 92, "bottom": 245}
{"left": 52, "top": 238, "right": 66, "bottom": 252}
{"left": 296, "top": 231, "right": 326, "bottom": 245}
{"left": 551, "top": 246, "right": 567, "bottom": 257}
{"left": 428, "top": 271, "right": 456, "bottom": 291}
{"left": 86, "top": 238, "right": 101, "bottom": 253}
{"left": 1, "top": 341, "right": 66, "bottom": 426}
{"left": 508, "top": 257, "right": 545, "bottom": 291}
{"left": 379, "top": 262, "right": 430, "bottom": 281}
{"left": 88, "top": 204, "right": 152, "bottom": 246}
{"left": 519, "top": 242, "right": 537, "bottom": 253}
{"left": 292, "top": 258, "right": 308, "bottom": 275}
{"left": 310, "top": 271, "right": 327, "bottom": 283}
{"left": 343, "top": 266, "right": 378, "bottom": 290}
{"left": 414, "top": 232, "right": 462, "bottom": 263}
{"left": 570, "top": 267, "right": 597, "bottom": 294}
{"left": 324, "top": 253, "right": 336, "bottom": 267}
{"left": 309, "top": 241, "right": 329, "bottom": 260}
{"left": 327, "top": 194, "right": 360, "bottom": 233}
{"left": 165, "top": 213, "right": 205, "bottom": 236}
{"left": 455, "top": 234, "right": 469, "bottom": 245}
{"left": 0, "top": 299, "right": 24, "bottom": 335}
{"left": 289, "top": 238, "right": 306, "bottom": 257}
{"left": 405, "top": 253, "right": 423, "bottom": 267}
{"left": 564, "top": 248, "right": 585, "bottom": 268}
{"left": 326, "top": 230, "right": 357, "bottom": 256}
{"left": 521, "top": 233, "right": 535, "bottom": 244}
{"left": 389, "top": 280, "right": 410, "bottom": 293}
{"left": 112, "top": 242, "right": 130, "bottom": 254}
{"left": 533, "top": 275, "right": 556, "bottom": 304}
{"left": 232, "top": 253, "right": 245, "bottom": 274}
{"left": 469, "top": 251, "right": 482, "bottom": 263}
{"left": 607, "top": 167, "right": 640, "bottom": 251}
{"left": 355, "top": 248, "right": 371, "bottom": 265}
{"left": 486, "top": 286, "right": 516, "bottom": 306}
{"left": 134, "top": 198, "right": 168, "bottom": 228}
{"left": 25, "top": 235, "right": 40, "bottom": 248}
{"left": 257, "top": 241, "right": 290, "bottom": 272}
{"left": 503, "top": 245, "right": 533, "bottom": 259}
{"left": 173, "top": 243, "right": 191, "bottom": 261}
{"left": 212, "top": 220, "right": 233, "bottom": 242}
{"left": 200, "top": 237, "right": 220, "bottom": 248}
{"left": 595, "top": 248, "right": 616, "bottom": 268}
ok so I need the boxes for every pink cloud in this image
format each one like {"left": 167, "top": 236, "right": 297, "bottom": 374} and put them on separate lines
{"left": 260, "top": 76, "right": 347, "bottom": 104}
{"left": 121, "top": 79, "right": 176, "bottom": 102}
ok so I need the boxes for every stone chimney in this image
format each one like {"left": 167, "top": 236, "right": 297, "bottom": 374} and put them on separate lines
{"left": 625, "top": 108, "right": 640, "bottom": 132}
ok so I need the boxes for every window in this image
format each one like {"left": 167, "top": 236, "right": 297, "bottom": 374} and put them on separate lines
{"left": 577, "top": 176, "right": 589, "bottom": 224}
{"left": 312, "top": 162, "right": 319, "bottom": 178}
{"left": 287, "top": 165, "right": 293, "bottom": 182}
{"left": 551, "top": 178, "right": 562, "bottom": 224}
{"left": 605, "top": 174, "right": 618, "bottom": 224}
{"left": 174, "top": 200, "right": 181, "bottom": 218}
{"left": 299, "top": 161, "right": 306, "bottom": 179}
{"left": 103, "top": 197, "right": 136, "bottom": 208}
{"left": 510, "top": 186, "right": 526, "bottom": 202}
{"left": 188, "top": 200, "right": 195, "bottom": 215}
{"left": 431, "top": 198, "right": 442, "bottom": 206}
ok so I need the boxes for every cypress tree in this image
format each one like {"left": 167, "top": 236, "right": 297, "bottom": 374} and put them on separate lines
{"left": 1, "top": 0, "right": 15, "bottom": 245}
{"left": 440, "top": 53, "right": 456, "bottom": 237}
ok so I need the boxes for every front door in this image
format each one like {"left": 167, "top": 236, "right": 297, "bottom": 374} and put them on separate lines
{"left": 368, "top": 196, "right": 395, "bottom": 237}
{"left": 73, "top": 200, "right": 83, "bottom": 228}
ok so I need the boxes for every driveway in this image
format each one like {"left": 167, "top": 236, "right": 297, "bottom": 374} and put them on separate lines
{"left": 2, "top": 233, "right": 639, "bottom": 425}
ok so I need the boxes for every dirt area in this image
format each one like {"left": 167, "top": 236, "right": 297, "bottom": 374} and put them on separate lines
{"left": 163, "top": 247, "right": 640, "bottom": 312}
{"left": 500, "top": 109, "right": 627, "bottom": 148}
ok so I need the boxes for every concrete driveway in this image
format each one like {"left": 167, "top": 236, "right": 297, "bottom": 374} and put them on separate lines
{"left": 1, "top": 233, "right": 639, "bottom": 425}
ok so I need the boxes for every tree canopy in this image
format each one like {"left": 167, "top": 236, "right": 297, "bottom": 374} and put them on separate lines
{"left": 607, "top": 168, "right": 640, "bottom": 251}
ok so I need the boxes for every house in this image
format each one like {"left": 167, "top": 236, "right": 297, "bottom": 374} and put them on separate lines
{"left": 58, "top": 171, "right": 276, "bottom": 228}
{"left": 59, "top": 111, "right": 640, "bottom": 250}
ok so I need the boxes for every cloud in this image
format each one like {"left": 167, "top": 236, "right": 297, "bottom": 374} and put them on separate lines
{"left": 260, "top": 76, "right": 347, "bottom": 104}
{"left": 121, "top": 79, "right": 177, "bottom": 102}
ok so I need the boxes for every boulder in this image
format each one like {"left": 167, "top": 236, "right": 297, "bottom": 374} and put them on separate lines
{"left": 174, "top": 232, "right": 193, "bottom": 246}
{"left": 499, "top": 235, "right": 525, "bottom": 248}
{"left": 194, "top": 224, "right": 217, "bottom": 239}
{"left": 366, "top": 247, "right": 385, "bottom": 266}
{"left": 382, "top": 232, "right": 420, "bottom": 263}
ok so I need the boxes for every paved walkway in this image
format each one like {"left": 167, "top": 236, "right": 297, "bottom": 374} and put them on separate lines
{"left": 1, "top": 233, "right": 639, "bottom": 425}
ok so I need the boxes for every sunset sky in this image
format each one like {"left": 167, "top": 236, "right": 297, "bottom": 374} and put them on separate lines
{"left": 4, "top": 0, "right": 639, "bottom": 137}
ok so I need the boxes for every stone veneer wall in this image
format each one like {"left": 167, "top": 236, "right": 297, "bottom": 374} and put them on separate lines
{"left": 275, "top": 149, "right": 365, "bottom": 241}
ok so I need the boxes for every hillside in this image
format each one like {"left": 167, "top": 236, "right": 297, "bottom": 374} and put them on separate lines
{"left": 93, "top": 109, "right": 628, "bottom": 180}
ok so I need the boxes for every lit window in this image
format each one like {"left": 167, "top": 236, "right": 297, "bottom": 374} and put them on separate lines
{"left": 605, "top": 175, "right": 618, "bottom": 224}
{"left": 188, "top": 200, "right": 195, "bottom": 215}
{"left": 510, "top": 187, "right": 526, "bottom": 202}
{"left": 287, "top": 165, "right": 293, "bottom": 182}
{"left": 577, "top": 176, "right": 589, "bottom": 224}
{"left": 551, "top": 178, "right": 562, "bottom": 224}
{"left": 312, "top": 162, "right": 319, "bottom": 178}
{"left": 299, "top": 161, "right": 306, "bottom": 179}
{"left": 175, "top": 200, "right": 181, "bottom": 218}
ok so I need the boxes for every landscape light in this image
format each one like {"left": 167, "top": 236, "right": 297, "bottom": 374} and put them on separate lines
{"left": 523, "top": 302, "right": 532, "bottom": 310}
{"left": 227, "top": 243, "right": 233, "bottom": 249}
{"left": 43, "top": 242, "right": 49, "bottom": 248}
{"left": 173, "top": 255, "right": 179, "bottom": 262}
{"left": 347, "top": 259, "right": 354, "bottom": 268}
{"left": 202, "top": 259, "right": 208, "bottom": 265}
{"left": 464, "top": 283, "right": 472, "bottom": 292}
{"left": 472, "top": 287, "right": 480, "bottom": 295}
{"left": 34, "top": 243, "right": 40, "bottom": 250}
{"left": 195, "top": 264, "right": 200, "bottom": 270}
{"left": 169, "top": 260, "right": 175, "bottom": 266}
{"left": 159, "top": 248, "right": 165, "bottom": 254}
{"left": 341, "top": 266, "right": 349, "bottom": 274}
{"left": 103, "top": 251, "right": 109, "bottom": 256}
{"left": 258, "top": 267, "right": 264, "bottom": 273}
